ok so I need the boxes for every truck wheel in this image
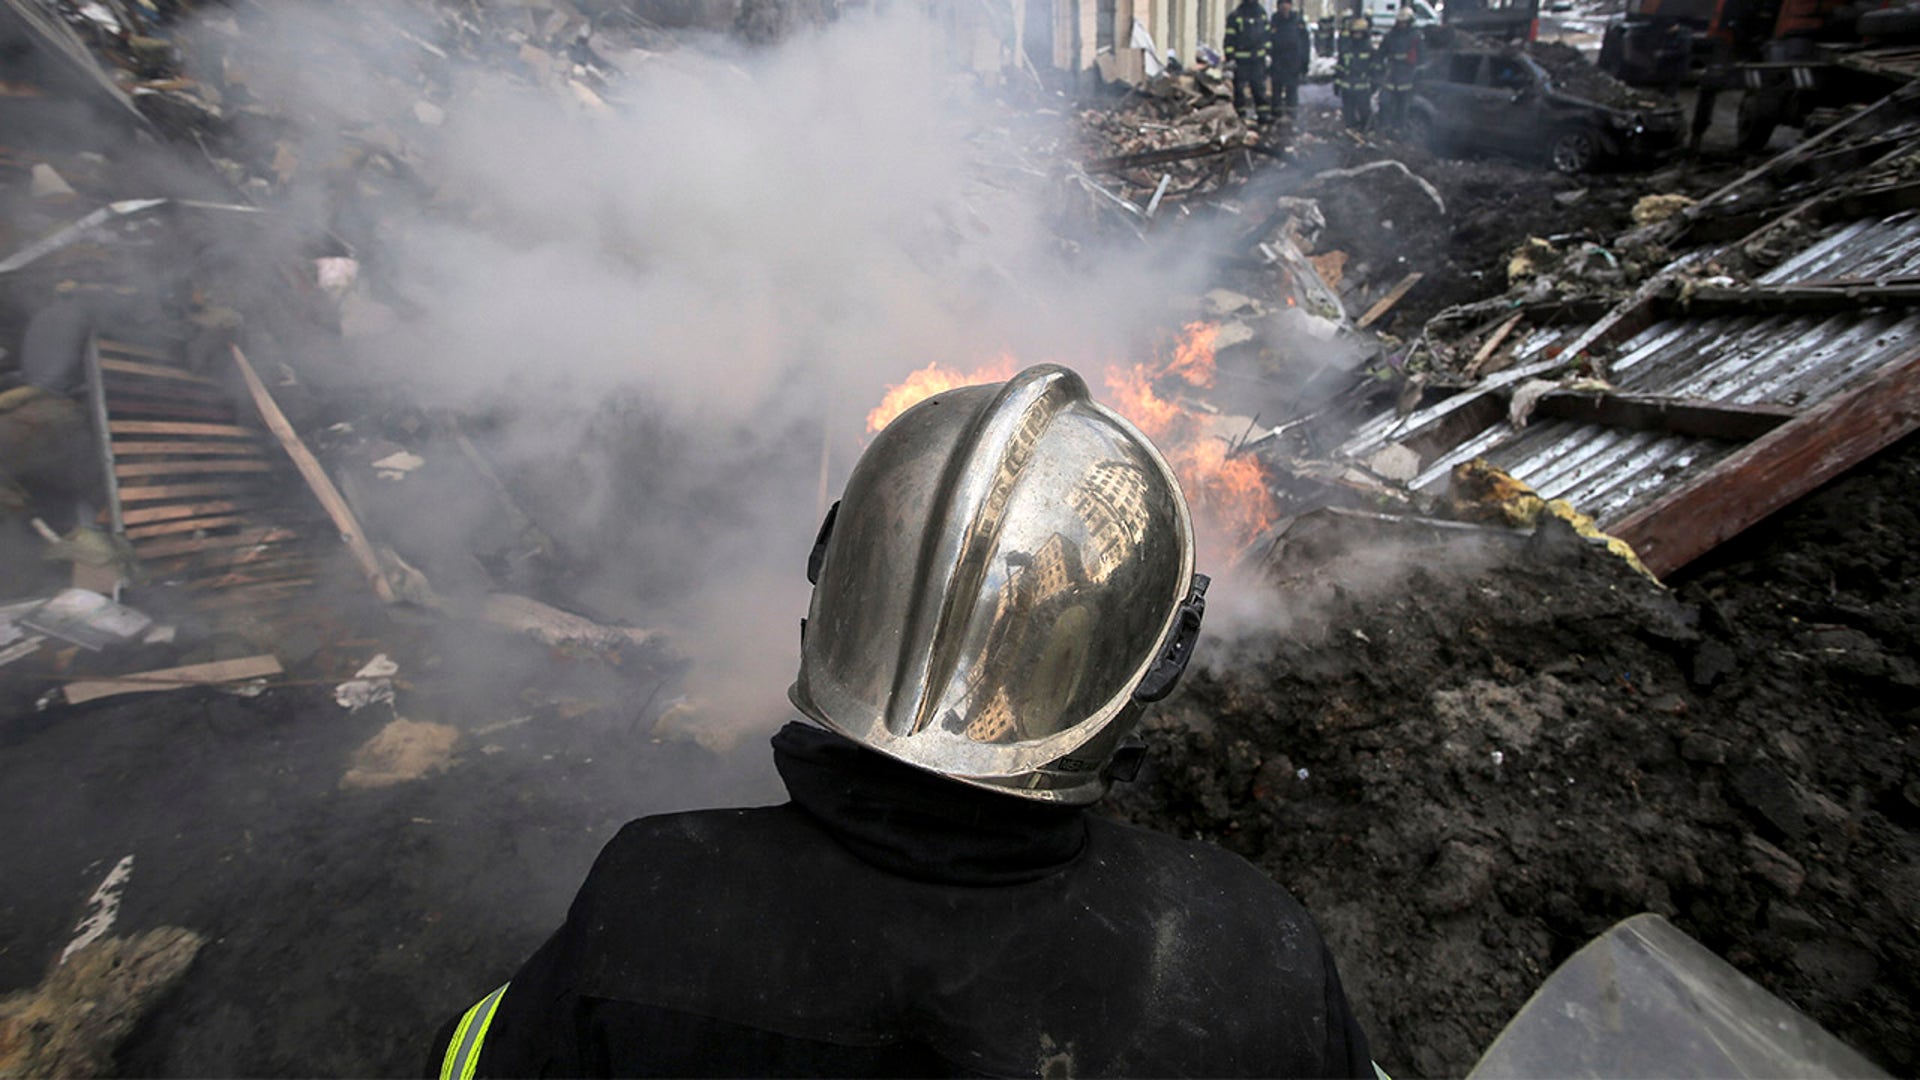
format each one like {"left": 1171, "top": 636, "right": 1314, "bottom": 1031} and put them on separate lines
{"left": 1736, "top": 92, "right": 1780, "bottom": 153}
{"left": 1551, "top": 130, "right": 1598, "bottom": 173}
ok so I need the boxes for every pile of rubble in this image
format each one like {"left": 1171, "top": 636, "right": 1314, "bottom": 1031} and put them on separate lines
{"left": 5, "top": 0, "right": 1919, "bottom": 1074}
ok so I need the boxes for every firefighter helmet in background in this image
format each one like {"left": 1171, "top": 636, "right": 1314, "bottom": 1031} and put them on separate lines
{"left": 1396, "top": 7, "right": 1414, "bottom": 21}
{"left": 790, "top": 364, "right": 1208, "bottom": 805}
{"left": 1348, "top": 15, "right": 1372, "bottom": 31}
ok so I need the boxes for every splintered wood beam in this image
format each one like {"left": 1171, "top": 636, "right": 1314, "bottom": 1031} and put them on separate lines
{"left": 134, "top": 525, "right": 297, "bottom": 560}
{"left": 231, "top": 344, "right": 396, "bottom": 603}
{"left": 124, "top": 514, "right": 250, "bottom": 540}
{"left": 106, "top": 399, "right": 234, "bottom": 421}
{"left": 1357, "top": 272, "right": 1424, "bottom": 330}
{"left": 114, "top": 459, "right": 273, "bottom": 479}
{"left": 1466, "top": 312, "right": 1526, "bottom": 379}
{"left": 109, "top": 420, "right": 259, "bottom": 439}
{"left": 190, "top": 560, "right": 322, "bottom": 590}
{"left": 111, "top": 440, "right": 266, "bottom": 457}
{"left": 62, "top": 655, "right": 283, "bottom": 705}
{"left": 1531, "top": 390, "right": 1798, "bottom": 442}
{"left": 95, "top": 338, "right": 175, "bottom": 361}
{"left": 121, "top": 500, "right": 243, "bottom": 525}
{"left": 120, "top": 481, "right": 269, "bottom": 502}
{"left": 1611, "top": 349, "right": 1920, "bottom": 579}
{"left": 189, "top": 582, "right": 318, "bottom": 611}
{"left": 1086, "top": 140, "right": 1233, "bottom": 173}
{"left": 99, "top": 357, "right": 220, "bottom": 386}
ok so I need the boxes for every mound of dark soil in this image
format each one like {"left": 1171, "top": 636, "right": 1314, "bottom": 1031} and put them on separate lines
{"left": 1109, "top": 437, "right": 1920, "bottom": 1077}
{"left": 1528, "top": 40, "right": 1673, "bottom": 112}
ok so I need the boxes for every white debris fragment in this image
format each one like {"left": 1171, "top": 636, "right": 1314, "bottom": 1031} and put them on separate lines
{"left": 1491, "top": 750, "right": 1505, "bottom": 766}
{"left": 315, "top": 256, "right": 359, "bottom": 300}
{"left": 60, "top": 855, "right": 134, "bottom": 965}
{"left": 1296, "top": 768, "right": 1310, "bottom": 781}
{"left": 412, "top": 100, "right": 446, "bottom": 126}
{"left": 334, "top": 653, "right": 399, "bottom": 711}
{"left": 373, "top": 450, "right": 425, "bottom": 480}
{"left": 31, "top": 164, "right": 77, "bottom": 200}
{"left": 22, "top": 589, "right": 152, "bottom": 650}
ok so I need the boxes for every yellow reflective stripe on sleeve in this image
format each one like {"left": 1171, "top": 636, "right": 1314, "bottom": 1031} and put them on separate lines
{"left": 439, "top": 983, "right": 509, "bottom": 1080}
{"left": 1373, "top": 1061, "right": 1392, "bottom": 1080}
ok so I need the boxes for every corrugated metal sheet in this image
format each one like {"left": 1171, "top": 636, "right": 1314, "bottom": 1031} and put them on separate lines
{"left": 1354, "top": 209, "right": 1920, "bottom": 529}
{"left": 1761, "top": 212, "right": 1920, "bottom": 284}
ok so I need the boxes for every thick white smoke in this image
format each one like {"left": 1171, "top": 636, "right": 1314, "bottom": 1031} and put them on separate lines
{"left": 206, "top": 3, "right": 1227, "bottom": 752}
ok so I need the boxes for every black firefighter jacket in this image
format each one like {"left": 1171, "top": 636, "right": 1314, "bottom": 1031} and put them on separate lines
{"left": 439, "top": 721, "right": 1374, "bottom": 1078}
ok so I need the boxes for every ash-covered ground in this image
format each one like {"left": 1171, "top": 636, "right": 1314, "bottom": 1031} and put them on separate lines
{"left": 1110, "top": 433, "right": 1920, "bottom": 1077}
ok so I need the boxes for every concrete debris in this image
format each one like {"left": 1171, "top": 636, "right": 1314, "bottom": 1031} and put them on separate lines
{"left": 0, "top": 927, "right": 205, "bottom": 1079}
{"left": 3, "top": 0, "right": 1917, "bottom": 1074}
{"left": 28, "top": 165, "right": 76, "bottom": 201}
{"left": 341, "top": 718, "right": 459, "bottom": 788}
{"left": 372, "top": 450, "right": 426, "bottom": 480}
{"left": 18, "top": 589, "right": 151, "bottom": 650}
{"left": 479, "top": 593, "right": 660, "bottom": 653}
{"left": 1632, "top": 193, "right": 1696, "bottom": 227}
{"left": 334, "top": 653, "right": 399, "bottom": 711}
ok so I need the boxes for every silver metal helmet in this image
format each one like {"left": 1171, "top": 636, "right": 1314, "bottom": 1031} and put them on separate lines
{"left": 790, "top": 364, "right": 1208, "bottom": 804}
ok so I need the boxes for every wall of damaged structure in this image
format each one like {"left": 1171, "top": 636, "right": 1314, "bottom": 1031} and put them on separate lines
{"left": 938, "top": 0, "right": 1207, "bottom": 86}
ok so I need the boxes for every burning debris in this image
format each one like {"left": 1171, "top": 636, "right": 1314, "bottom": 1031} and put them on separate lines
{"left": 3, "top": 0, "right": 1919, "bottom": 1075}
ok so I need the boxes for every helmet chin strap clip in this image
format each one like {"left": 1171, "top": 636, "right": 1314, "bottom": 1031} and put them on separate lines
{"left": 1133, "top": 573, "right": 1210, "bottom": 703}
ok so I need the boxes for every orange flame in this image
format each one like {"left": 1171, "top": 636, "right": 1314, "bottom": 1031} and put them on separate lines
{"left": 864, "top": 323, "right": 1278, "bottom": 552}
{"left": 865, "top": 357, "right": 1018, "bottom": 433}
{"left": 1165, "top": 321, "right": 1218, "bottom": 389}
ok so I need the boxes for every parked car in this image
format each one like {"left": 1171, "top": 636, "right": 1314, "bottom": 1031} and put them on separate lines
{"left": 1408, "top": 45, "right": 1685, "bottom": 171}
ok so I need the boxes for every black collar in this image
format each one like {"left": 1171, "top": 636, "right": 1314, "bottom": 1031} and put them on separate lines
{"left": 771, "top": 721, "right": 1088, "bottom": 886}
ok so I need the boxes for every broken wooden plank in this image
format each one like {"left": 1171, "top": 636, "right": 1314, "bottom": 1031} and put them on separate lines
{"left": 95, "top": 338, "right": 176, "bottom": 361}
{"left": 1611, "top": 349, "right": 1920, "bottom": 579}
{"left": 119, "top": 481, "right": 269, "bottom": 503}
{"left": 1530, "top": 390, "right": 1797, "bottom": 442}
{"left": 231, "top": 344, "right": 396, "bottom": 603}
{"left": 110, "top": 440, "right": 266, "bottom": 457}
{"left": 106, "top": 399, "right": 234, "bottom": 421}
{"left": 1357, "top": 272, "right": 1425, "bottom": 330}
{"left": 124, "top": 514, "right": 250, "bottom": 540}
{"left": 121, "top": 500, "right": 248, "bottom": 525}
{"left": 188, "top": 582, "right": 318, "bottom": 611}
{"left": 99, "top": 357, "right": 219, "bottom": 386}
{"left": 82, "top": 336, "right": 124, "bottom": 536}
{"left": 150, "top": 546, "right": 315, "bottom": 579}
{"left": 189, "top": 561, "right": 322, "bottom": 590}
{"left": 1466, "top": 312, "right": 1527, "bottom": 379}
{"left": 114, "top": 459, "right": 274, "bottom": 479}
{"left": 109, "top": 420, "right": 258, "bottom": 439}
{"left": 100, "top": 376, "right": 229, "bottom": 404}
{"left": 1086, "top": 140, "right": 1233, "bottom": 173}
{"left": 62, "top": 654, "right": 283, "bottom": 705}
{"left": 134, "top": 525, "right": 297, "bottom": 560}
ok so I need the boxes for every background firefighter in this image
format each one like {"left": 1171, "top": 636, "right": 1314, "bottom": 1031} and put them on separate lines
{"left": 430, "top": 365, "right": 1376, "bottom": 1079}
{"left": 1224, "top": 0, "right": 1273, "bottom": 124}
{"left": 1269, "top": 0, "right": 1312, "bottom": 111}
{"left": 1333, "top": 16, "right": 1376, "bottom": 131}
{"left": 1377, "top": 9, "right": 1421, "bottom": 134}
